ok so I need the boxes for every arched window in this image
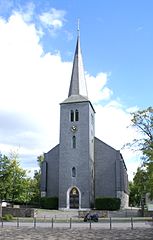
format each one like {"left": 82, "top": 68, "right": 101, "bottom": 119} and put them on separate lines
{"left": 75, "top": 109, "right": 79, "bottom": 121}
{"left": 70, "top": 110, "right": 74, "bottom": 122}
{"left": 72, "top": 167, "right": 76, "bottom": 177}
{"left": 72, "top": 136, "right": 76, "bottom": 148}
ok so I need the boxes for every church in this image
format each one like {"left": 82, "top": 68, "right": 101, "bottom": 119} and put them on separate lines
{"left": 40, "top": 31, "right": 129, "bottom": 210}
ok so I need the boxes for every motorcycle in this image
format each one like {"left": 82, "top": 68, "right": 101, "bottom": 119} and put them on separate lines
{"left": 84, "top": 213, "right": 99, "bottom": 222}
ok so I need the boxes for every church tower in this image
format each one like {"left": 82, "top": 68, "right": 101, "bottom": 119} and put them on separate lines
{"left": 40, "top": 27, "right": 129, "bottom": 210}
{"left": 59, "top": 30, "right": 95, "bottom": 209}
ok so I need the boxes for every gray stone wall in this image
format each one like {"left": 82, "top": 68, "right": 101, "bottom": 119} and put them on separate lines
{"left": 115, "top": 151, "right": 128, "bottom": 194}
{"left": 94, "top": 138, "right": 117, "bottom": 197}
{"left": 117, "top": 191, "right": 129, "bottom": 208}
{"left": 45, "top": 145, "right": 59, "bottom": 197}
{"left": 59, "top": 101, "right": 95, "bottom": 209}
{"left": 94, "top": 137, "right": 129, "bottom": 208}
{"left": 119, "top": 154, "right": 129, "bottom": 194}
{"left": 2, "top": 207, "right": 36, "bottom": 217}
{"left": 40, "top": 161, "right": 47, "bottom": 194}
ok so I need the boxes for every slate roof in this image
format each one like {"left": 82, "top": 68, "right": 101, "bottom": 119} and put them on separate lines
{"left": 62, "top": 31, "right": 88, "bottom": 104}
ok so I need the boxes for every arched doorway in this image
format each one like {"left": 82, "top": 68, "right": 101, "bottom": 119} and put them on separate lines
{"left": 69, "top": 187, "right": 79, "bottom": 209}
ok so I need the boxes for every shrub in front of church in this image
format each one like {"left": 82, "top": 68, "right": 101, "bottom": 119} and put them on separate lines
{"left": 3, "top": 214, "right": 13, "bottom": 221}
{"left": 40, "top": 197, "right": 58, "bottom": 209}
{"left": 95, "top": 197, "right": 121, "bottom": 210}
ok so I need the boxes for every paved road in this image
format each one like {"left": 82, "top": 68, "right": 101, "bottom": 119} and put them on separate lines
{"left": 0, "top": 227, "right": 153, "bottom": 239}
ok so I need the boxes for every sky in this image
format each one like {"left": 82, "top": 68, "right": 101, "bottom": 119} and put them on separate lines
{"left": 0, "top": 0, "right": 153, "bottom": 180}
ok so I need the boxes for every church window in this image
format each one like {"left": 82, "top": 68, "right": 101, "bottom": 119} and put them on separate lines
{"left": 92, "top": 169, "right": 94, "bottom": 179}
{"left": 75, "top": 109, "right": 79, "bottom": 121}
{"left": 70, "top": 110, "right": 74, "bottom": 122}
{"left": 72, "top": 167, "right": 76, "bottom": 177}
{"left": 70, "top": 109, "right": 79, "bottom": 122}
{"left": 72, "top": 136, "right": 76, "bottom": 148}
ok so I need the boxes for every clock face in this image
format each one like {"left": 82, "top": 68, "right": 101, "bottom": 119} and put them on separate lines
{"left": 71, "top": 125, "right": 77, "bottom": 132}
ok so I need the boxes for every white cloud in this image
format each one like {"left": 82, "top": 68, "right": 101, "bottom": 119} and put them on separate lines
{"left": 0, "top": 12, "right": 70, "bottom": 156}
{"left": 0, "top": 11, "right": 141, "bottom": 180}
{"left": 39, "top": 8, "right": 66, "bottom": 31}
{"left": 93, "top": 101, "right": 142, "bottom": 180}
{"left": 87, "top": 72, "right": 113, "bottom": 103}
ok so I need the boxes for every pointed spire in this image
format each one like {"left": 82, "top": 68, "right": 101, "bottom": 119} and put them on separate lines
{"left": 68, "top": 23, "right": 88, "bottom": 99}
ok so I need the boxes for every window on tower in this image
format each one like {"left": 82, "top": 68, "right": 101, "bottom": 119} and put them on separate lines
{"left": 70, "top": 110, "right": 74, "bottom": 122}
{"left": 72, "top": 167, "right": 76, "bottom": 177}
{"left": 75, "top": 109, "right": 79, "bottom": 121}
{"left": 70, "top": 109, "right": 79, "bottom": 122}
{"left": 72, "top": 136, "right": 76, "bottom": 148}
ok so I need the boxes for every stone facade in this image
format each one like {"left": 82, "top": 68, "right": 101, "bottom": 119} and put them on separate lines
{"left": 94, "top": 138, "right": 128, "bottom": 202}
{"left": 41, "top": 135, "right": 129, "bottom": 209}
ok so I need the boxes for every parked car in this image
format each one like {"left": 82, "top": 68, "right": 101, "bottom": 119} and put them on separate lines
{"left": 84, "top": 213, "right": 99, "bottom": 222}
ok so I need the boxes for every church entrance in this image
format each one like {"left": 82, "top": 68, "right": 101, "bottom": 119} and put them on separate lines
{"left": 69, "top": 187, "right": 79, "bottom": 209}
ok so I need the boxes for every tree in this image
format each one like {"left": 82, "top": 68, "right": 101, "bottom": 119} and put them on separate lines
{"left": 146, "top": 162, "right": 153, "bottom": 199}
{"left": 29, "top": 154, "right": 44, "bottom": 205}
{"left": 37, "top": 154, "right": 44, "bottom": 168}
{"left": 0, "top": 152, "right": 31, "bottom": 203}
{"left": 129, "top": 107, "right": 153, "bottom": 201}
{"left": 0, "top": 154, "right": 12, "bottom": 201}
{"left": 129, "top": 167, "right": 148, "bottom": 207}
{"left": 29, "top": 170, "right": 41, "bottom": 205}
{"left": 130, "top": 106, "right": 153, "bottom": 162}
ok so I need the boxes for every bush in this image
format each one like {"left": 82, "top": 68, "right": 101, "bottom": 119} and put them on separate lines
{"left": 95, "top": 197, "right": 121, "bottom": 210}
{"left": 40, "top": 197, "right": 58, "bottom": 209}
{"left": 3, "top": 214, "right": 13, "bottom": 221}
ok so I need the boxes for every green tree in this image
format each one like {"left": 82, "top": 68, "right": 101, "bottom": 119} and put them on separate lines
{"left": 146, "top": 162, "right": 153, "bottom": 199}
{"left": 29, "top": 170, "right": 41, "bottom": 204}
{"left": 0, "top": 152, "right": 31, "bottom": 203}
{"left": 37, "top": 154, "right": 44, "bottom": 168}
{"left": 128, "top": 181, "right": 138, "bottom": 207}
{"left": 0, "top": 154, "right": 12, "bottom": 201}
{"left": 29, "top": 154, "right": 44, "bottom": 205}
{"left": 130, "top": 106, "right": 153, "bottom": 161}
{"left": 129, "top": 167, "right": 148, "bottom": 206}
{"left": 129, "top": 107, "right": 153, "bottom": 201}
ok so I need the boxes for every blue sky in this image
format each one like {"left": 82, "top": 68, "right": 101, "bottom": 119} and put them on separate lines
{"left": 1, "top": 0, "right": 152, "bottom": 107}
{"left": 0, "top": 0, "right": 152, "bottom": 180}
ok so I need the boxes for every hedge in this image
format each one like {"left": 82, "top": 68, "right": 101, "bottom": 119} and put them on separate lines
{"left": 95, "top": 197, "right": 121, "bottom": 210}
{"left": 40, "top": 197, "right": 58, "bottom": 209}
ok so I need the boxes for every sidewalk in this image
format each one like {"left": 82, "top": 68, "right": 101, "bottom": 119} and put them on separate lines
{"left": 0, "top": 228, "right": 153, "bottom": 239}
